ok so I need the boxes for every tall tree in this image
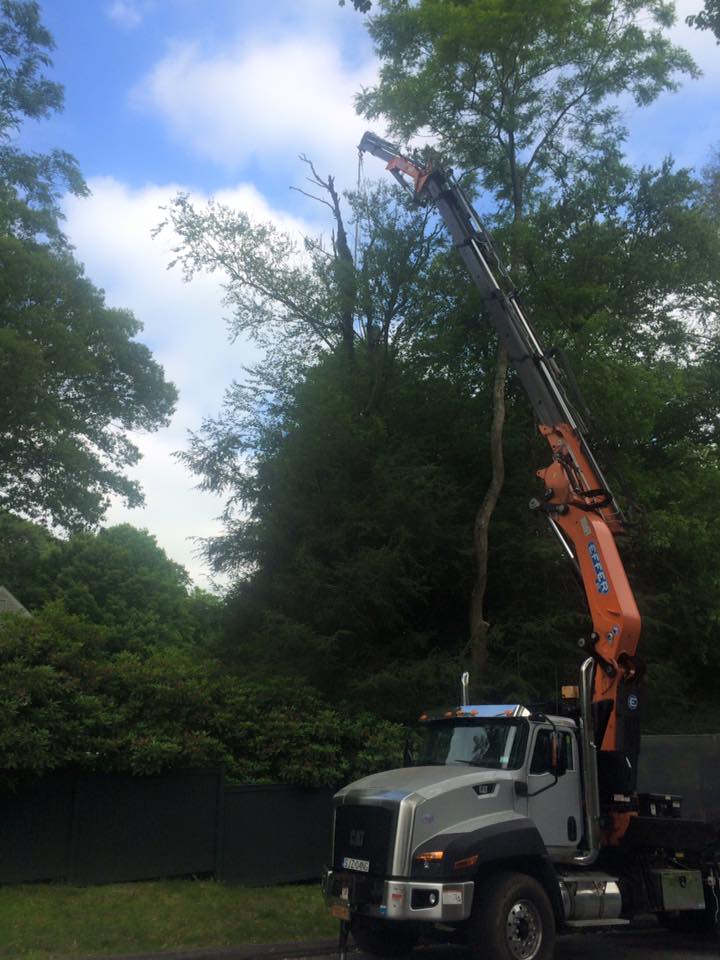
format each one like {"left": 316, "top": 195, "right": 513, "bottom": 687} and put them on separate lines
{"left": 165, "top": 181, "right": 487, "bottom": 711}
{"left": 0, "top": 249, "right": 177, "bottom": 529}
{"left": 357, "top": 0, "right": 696, "bottom": 682}
{"left": 185, "top": 347, "right": 492, "bottom": 714}
{"left": 497, "top": 156, "right": 720, "bottom": 719}
{"left": 0, "top": 2, "right": 177, "bottom": 529}
{"left": 0, "top": 0, "right": 86, "bottom": 241}
{"left": 159, "top": 177, "right": 443, "bottom": 414}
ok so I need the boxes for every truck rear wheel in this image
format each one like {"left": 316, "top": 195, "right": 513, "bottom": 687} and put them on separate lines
{"left": 468, "top": 872, "right": 555, "bottom": 960}
{"left": 350, "top": 915, "right": 417, "bottom": 957}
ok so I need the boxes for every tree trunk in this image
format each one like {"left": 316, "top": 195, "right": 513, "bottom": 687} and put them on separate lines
{"left": 468, "top": 342, "right": 509, "bottom": 680}
{"left": 295, "top": 156, "right": 356, "bottom": 360}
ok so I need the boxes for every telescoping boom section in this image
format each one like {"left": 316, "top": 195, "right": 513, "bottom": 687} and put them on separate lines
{"left": 359, "top": 132, "right": 642, "bottom": 792}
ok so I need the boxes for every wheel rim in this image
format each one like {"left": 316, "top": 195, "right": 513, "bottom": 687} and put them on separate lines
{"left": 505, "top": 898, "right": 543, "bottom": 960}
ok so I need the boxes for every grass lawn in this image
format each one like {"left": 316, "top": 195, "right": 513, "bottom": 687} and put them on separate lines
{"left": 0, "top": 879, "right": 337, "bottom": 960}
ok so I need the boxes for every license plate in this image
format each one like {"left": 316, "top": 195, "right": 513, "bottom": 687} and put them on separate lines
{"left": 342, "top": 856, "right": 370, "bottom": 873}
{"left": 331, "top": 903, "right": 350, "bottom": 921}
{"left": 442, "top": 888, "right": 463, "bottom": 905}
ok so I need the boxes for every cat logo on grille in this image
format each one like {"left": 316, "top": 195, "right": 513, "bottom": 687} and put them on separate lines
{"left": 349, "top": 829, "right": 365, "bottom": 847}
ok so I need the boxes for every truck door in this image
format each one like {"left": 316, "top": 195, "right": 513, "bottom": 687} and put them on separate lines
{"left": 526, "top": 727, "right": 583, "bottom": 859}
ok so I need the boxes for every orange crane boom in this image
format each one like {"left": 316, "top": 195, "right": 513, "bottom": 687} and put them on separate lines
{"left": 359, "top": 132, "right": 642, "bottom": 774}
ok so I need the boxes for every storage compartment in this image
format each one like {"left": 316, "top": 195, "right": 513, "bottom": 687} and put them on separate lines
{"left": 638, "top": 793, "right": 682, "bottom": 818}
{"left": 650, "top": 869, "right": 705, "bottom": 911}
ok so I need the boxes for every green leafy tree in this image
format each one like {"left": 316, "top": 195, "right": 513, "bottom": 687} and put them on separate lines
{"left": 0, "top": 518, "right": 225, "bottom": 653}
{"left": 195, "top": 348, "right": 490, "bottom": 714}
{"left": 0, "top": 0, "right": 87, "bottom": 243}
{"left": 481, "top": 157, "right": 720, "bottom": 711}
{"left": 357, "top": 0, "right": 697, "bottom": 681}
{"left": 0, "top": 1, "right": 177, "bottom": 530}
{"left": 162, "top": 4, "right": 720, "bottom": 729}
{"left": 160, "top": 173, "right": 444, "bottom": 414}
{"left": 41, "top": 525, "right": 213, "bottom": 652}
{"left": 359, "top": 0, "right": 695, "bottom": 209}
{"left": 0, "top": 511, "right": 55, "bottom": 607}
{"left": 166, "top": 177, "right": 501, "bottom": 710}
{"left": 0, "top": 248, "right": 177, "bottom": 528}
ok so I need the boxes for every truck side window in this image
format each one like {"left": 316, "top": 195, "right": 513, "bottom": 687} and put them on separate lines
{"left": 529, "top": 730, "right": 574, "bottom": 774}
{"left": 530, "top": 730, "right": 553, "bottom": 774}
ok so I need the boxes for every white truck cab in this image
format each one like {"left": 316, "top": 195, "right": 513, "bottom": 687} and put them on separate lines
{"left": 323, "top": 673, "right": 718, "bottom": 960}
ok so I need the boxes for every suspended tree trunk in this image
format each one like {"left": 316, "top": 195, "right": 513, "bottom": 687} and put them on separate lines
{"left": 466, "top": 140, "right": 525, "bottom": 686}
{"left": 468, "top": 343, "right": 509, "bottom": 678}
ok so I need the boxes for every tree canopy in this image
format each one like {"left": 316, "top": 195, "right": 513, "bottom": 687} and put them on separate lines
{"left": 0, "top": 516, "right": 224, "bottom": 653}
{"left": 0, "top": 1, "right": 176, "bottom": 531}
{"left": 0, "top": 602, "right": 404, "bottom": 786}
{"left": 358, "top": 0, "right": 696, "bottom": 216}
{"left": 2, "top": 0, "right": 720, "bottom": 791}
{"left": 0, "top": 245, "right": 177, "bottom": 529}
{"left": 0, "top": 0, "right": 86, "bottom": 243}
{"left": 161, "top": 0, "right": 720, "bottom": 732}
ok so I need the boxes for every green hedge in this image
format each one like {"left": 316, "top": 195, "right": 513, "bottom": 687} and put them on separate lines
{"left": 0, "top": 604, "right": 405, "bottom": 787}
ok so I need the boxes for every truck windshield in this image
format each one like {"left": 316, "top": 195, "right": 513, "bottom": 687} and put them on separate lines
{"left": 417, "top": 718, "right": 529, "bottom": 770}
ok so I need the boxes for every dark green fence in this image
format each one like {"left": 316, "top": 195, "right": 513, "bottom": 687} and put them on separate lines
{"left": 0, "top": 734, "right": 716, "bottom": 886}
{"left": 220, "top": 785, "right": 333, "bottom": 884}
{"left": 0, "top": 770, "right": 332, "bottom": 885}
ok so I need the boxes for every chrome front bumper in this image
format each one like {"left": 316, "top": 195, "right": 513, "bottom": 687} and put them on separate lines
{"left": 322, "top": 868, "right": 474, "bottom": 923}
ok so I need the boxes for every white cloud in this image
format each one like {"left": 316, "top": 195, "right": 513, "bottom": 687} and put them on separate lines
{"left": 133, "top": 34, "right": 378, "bottom": 182}
{"left": 106, "top": 0, "right": 143, "bottom": 29}
{"left": 671, "top": 0, "right": 720, "bottom": 82}
{"left": 617, "top": 1, "right": 720, "bottom": 169}
{"left": 62, "top": 176, "right": 317, "bottom": 588}
{"left": 102, "top": 410, "right": 224, "bottom": 590}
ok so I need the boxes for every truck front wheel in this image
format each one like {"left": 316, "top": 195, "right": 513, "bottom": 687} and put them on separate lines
{"left": 350, "top": 915, "right": 417, "bottom": 958}
{"left": 468, "top": 872, "right": 555, "bottom": 960}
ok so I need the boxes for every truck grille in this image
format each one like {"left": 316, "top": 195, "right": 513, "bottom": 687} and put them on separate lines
{"left": 333, "top": 804, "right": 395, "bottom": 877}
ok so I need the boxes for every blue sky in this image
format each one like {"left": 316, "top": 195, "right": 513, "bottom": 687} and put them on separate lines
{"left": 32, "top": 0, "right": 376, "bottom": 198}
{"left": 24, "top": 0, "right": 720, "bottom": 587}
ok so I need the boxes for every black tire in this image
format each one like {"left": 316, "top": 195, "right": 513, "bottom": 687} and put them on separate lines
{"left": 350, "top": 914, "right": 417, "bottom": 958}
{"left": 468, "top": 871, "right": 556, "bottom": 960}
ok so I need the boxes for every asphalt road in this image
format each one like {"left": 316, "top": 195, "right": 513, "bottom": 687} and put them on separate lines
{"left": 343, "top": 928, "right": 720, "bottom": 960}
{"left": 555, "top": 927, "right": 719, "bottom": 958}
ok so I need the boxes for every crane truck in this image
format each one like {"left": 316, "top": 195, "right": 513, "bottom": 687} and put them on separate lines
{"left": 321, "top": 133, "right": 720, "bottom": 960}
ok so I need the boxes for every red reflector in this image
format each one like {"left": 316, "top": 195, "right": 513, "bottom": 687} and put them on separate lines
{"left": 453, "top": 854, "right": 479, "bottom": 870}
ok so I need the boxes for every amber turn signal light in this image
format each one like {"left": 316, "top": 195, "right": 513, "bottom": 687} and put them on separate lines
{"left": 415, "top": 850, "right": 444, "bottom": 862}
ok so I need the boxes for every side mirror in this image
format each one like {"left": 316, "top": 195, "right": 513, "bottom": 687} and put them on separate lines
{"left": 550, "top": 732, "right": 568, "bottom": 777}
